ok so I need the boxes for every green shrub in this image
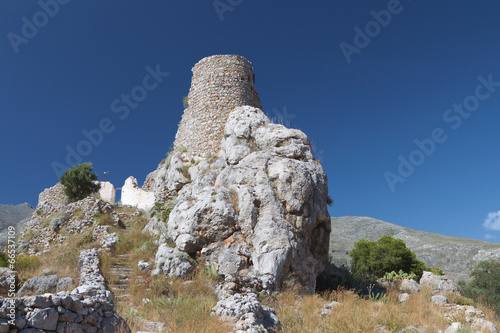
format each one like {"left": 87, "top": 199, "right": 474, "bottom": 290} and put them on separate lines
{"left": 427, "top": 266, "right": 444, "bottom": 276}
{"left": 183, "top": 96, "right": 189, "bottom": 109}
{"left": 76, "top": 228, "right": 95, "bottom": 247}
{"left": 459, "top": 259, "right": 500, "bottom": 317}
{"left": 445, "top": 292, "right": 475, "bottom": 306}
{"left": 316, "top": 268, "right": 355, "bottom": 292}
{"left": 0, "top": 253, "right": 8, "bottom": 267}
{"left": 382, "top": 270, "right": 416, "bottom": 282}
{"left": 349, "top": 235, "right": 427, "bottom": 281}
{"left": 176, "top": 165, "right": 190, "bottom": 180}
{"left": 93, "top": 213, "right": 114, "bottom": 226}
{"left": 150, "top": 200, "right": 177, "bottom": 223}
{"left": 15, "top": 256, "right": 41, "bottom": 271}
{"left": 73, "top": 209, "right": 84, "bottom": 218}
{"left": 202, "top": 264, "right": 224, "bottom": 283}
{"left": 49, "top": 214, "right": 68, "bottom": 232}
{"left": 164, "top": 146, "right": 174, "bottom": 169}
{"left": 60, "top": 162, "right": 100, "bottom": 203}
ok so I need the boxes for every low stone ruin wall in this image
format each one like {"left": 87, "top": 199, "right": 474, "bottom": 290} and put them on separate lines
{"left": 37, "top": 182, "right": 116, "bottom": 208}
{"left": 37, "top": 183, "right": 67, "bottom": 208}
{"left": 121, "top": 176, "right": 155, "bottom": 210}
{"left": 0, "top": 249, "right": 129, "bottom": 333}
{"left": 97, "top": 182, "right": 116, "bottom": 205}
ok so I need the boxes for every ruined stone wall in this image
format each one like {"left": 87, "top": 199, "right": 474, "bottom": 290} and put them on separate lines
{"left": 121, "top": 176, "right": 155, "bottom": 210}
{"left": 37, "top": 183, "right": 67, "bottom": 208}
{"left": 173, "top": 55, "right": 262, "bottom": 157}
{"left": 0, "top": 249, "right": 129, "bottom": 332}
{"left": 97, "top": 181, "right": 116, "bottom": 205}
{"left": 37, "top": 182, "right": 116, "bottom": 208}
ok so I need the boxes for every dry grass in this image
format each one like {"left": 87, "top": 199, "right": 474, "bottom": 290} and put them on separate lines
{"left": 115, "top": 268, "right": 230, "bottom": 333}
{"left": 104, "top": 212, "right": 500, "bottom": 333}
{"left": 15, "top": 227, "right": 98, "bottom": 289}
{"left": 260, "top": 287, "right": 450, "bottom": 333}
{"left": 473, "top": 301, "right": 500, "bottom": 331}
{"left": 14, "top": 208, "right": 500, "bottom": 332}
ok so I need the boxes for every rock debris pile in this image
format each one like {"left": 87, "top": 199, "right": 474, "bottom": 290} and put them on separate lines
{"left": 18, "top": 197, "right": 122, "bottom": 255}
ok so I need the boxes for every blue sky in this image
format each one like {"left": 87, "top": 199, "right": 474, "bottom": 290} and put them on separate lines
{"left": 1, "top": 1, "right": 499, "bottom": 242}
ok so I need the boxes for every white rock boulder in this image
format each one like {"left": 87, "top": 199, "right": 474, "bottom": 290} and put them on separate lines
{"left": 153, "top": 106, "right": 331, "bottom": 291}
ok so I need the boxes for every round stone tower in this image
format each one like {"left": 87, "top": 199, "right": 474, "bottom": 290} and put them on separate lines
{"left": 173, "top": 55, "right": 262, "bottom": 157}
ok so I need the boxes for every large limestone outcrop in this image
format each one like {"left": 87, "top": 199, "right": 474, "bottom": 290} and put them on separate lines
{"left": 148, "top": 106, "right": 331, "bottom": 290}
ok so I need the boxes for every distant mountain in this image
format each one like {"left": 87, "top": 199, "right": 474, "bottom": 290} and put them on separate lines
{"left": 328, "top": 216, "right": 500, "bottom": 283}
{"left": 0, "top": 203, "right": 35, "bottom": 245}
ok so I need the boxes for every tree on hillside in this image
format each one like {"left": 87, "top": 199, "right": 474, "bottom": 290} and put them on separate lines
{"left": 59, "top": 163, "right": 100, "bottom": 203}
{"left": 459, "top": 259, "right": 500, "bottom": 317}
{"left": 349, "top": 235, "right": 428, "bottom": 280}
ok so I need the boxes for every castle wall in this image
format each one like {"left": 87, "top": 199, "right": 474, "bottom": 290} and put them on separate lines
{"left": 173, "top": 55, "right": 262, "bottom": 157}
{"left": 97, "top": 181, "right": 115, "bottom": 205}
{"left": 37, "top": 182, "right": 116, "bottom": 208}
{"left": 121, "top": 176, "right": 155, "bottom": 210}
{"left": 37, "top": 183, "right": 67, "bottom": 208}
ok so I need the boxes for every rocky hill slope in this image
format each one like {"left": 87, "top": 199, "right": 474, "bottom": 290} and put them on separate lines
{"left": 0, "top": 203, "right": 34, "bottom": 245}
{"left": 328, "top": 216, "right": 500, "bottom": 283}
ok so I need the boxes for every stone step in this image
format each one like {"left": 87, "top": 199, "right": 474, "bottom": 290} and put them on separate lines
{"left": 106, "top": 249, "right": 135, "bottom": 300}
{"left": 110, "top": 267, "right": 132, "bottom": 272}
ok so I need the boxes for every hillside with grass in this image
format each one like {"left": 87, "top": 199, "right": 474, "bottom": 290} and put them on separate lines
{"left": 11, "top": 206, "right": 500, "bottom": 333}
{"left": 328, "top": 216, "right": 500, "bottom": 283}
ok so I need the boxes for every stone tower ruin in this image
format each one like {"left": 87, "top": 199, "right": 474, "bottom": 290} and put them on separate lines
{"left": 173, "top": 55, "right": 262, "bottom": 157}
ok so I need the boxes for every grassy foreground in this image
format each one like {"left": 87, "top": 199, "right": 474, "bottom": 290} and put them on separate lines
{"left": 12, "top": 209, "right": 500, "bottom": 332}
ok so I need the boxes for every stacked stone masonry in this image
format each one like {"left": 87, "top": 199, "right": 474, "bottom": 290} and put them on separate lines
{"left": 37, "top": 183, "right": 67, "bottom": 208}
{"left": 174, "top": 55, "right": 262, "bottom": 157}
{"left": 37, "top": 182, "right": 116, "bottom": 208}
{"left": 0, "top": 249, "right": 129, "bottom": 332}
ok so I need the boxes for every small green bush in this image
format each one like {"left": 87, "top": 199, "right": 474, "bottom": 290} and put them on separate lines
{"left": 49, "top": 214, "right": 68, "bottom": 232}
{"left": 60, "top": 162, "right": 100, "bottom": 203}
{"left": 0, "top": 253, "right": 9, "bottom": 267}
{"left": 73, "top": 209, "right": 84, "bottom": 218}
{"left": 382, "top": 270, "right": 416, "bottom": 282}
{"left": 15, "top": 256, "right": 41, "bottom": 271}
{"left": 76, "top": 228, "right": 95, "bottom": 247}
{"left": 176, "top": 165, "right": 190, "bottom": 180}
{"left": 427, "top": 266, "right": 444, "bottom": 276}
{"left": 316, "top": 268, "right": 356, "bottom": 292}
{"left": 350, "top": 235, "right": 428, "bottom": 281}
{"left": 150, "top": 200, "right": 178, "bottom": 224}
{"left": 202, "top": 264, "right": 224, "bottom": 283}
{"left": 93, "top": 213, "right": 114, "bottom": 226}
{"left": 164, "top": 147, "right": 174, "bottom": 169}
{"left": 459, "top": 259, "right": 500, "bottom": 317}
{"left": 445, "top": 292, "right": 475, "bottom": 306}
